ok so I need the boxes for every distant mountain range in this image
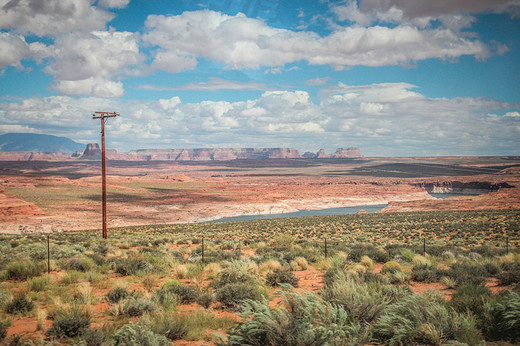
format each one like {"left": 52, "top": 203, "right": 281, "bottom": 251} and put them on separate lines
{"left": 0, "top": 133, "right": 363, "bottom": 161}
{"left": 0, "top": 133, "right": 85, "bottom": 153}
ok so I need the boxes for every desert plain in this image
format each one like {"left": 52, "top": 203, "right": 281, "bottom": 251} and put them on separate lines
{"left": 1, "top": 156, "right": 519, "bottom": 233}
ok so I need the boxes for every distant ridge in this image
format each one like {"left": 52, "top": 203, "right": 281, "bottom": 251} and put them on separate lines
{"left": 0, "top": 133, "right": 85, "bottom": 153}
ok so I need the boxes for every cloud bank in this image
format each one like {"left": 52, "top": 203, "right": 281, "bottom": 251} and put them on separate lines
{"left": 1, "top": 83, "right": 517, "bottom": 156}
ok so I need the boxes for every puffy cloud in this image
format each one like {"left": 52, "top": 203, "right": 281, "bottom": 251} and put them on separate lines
{"left": 0, "top": 32, "right": 31, "bottom": 68}
{"left": 143, "top": 10, "right": 489, "bottom": 71}
{"left": 0, "top": 0, "right": 114, "bottom": 36}
{"left": 44, "top": 30, "right": 141, "bottom": 97}
{"left": 47, "top": 31, "right": 141, "bottom": 81}
{"left": 53, "top": 77, "right": 124, "bottom": 98}
{"left": 97, "top": 0, "right": 130, "bottom": 9}
{"left": 358, "top": 0, "right": 520, "bottom": 20}
{"left": 1, "top": 84, "right": 518, "bottom": 156}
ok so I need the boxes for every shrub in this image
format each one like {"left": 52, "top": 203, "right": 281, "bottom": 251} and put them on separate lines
{"left": 6, "top": 261, "right": 45, "bottom": 280}
{"left": 483, "top": 290, "right": 520, "bottom": 342}
{"left": 114, "top": 257, "right": 152, "bottom": 276}
{"left": 497, "top": 262, "right": 520, "bottom": 286}
{"left": 154, "top": 282, "right": 197, "bottom": 304}
{"left": 451, "top": 283, "right": 492, "bottom": 319}
{"left": 46, "top": 313, "right": 90, "bottom": 339}
{"left": 225, "top": 285, "right": 360, "bottom": 345}
{"left": 293, "top": 256, "right": 308, "bottom": 270}
{"left": 373, "top": 292, "right": 482, "bottom": 345}
{"left": 265, "top": 269, "right": 299, "bottom": 287}
{"left": 0, "top": 322, "right": 6, "bottom": 342}
{"left": 322, "top": 272, "right": 410, "bottom": 324}
{"left": 65, "top": 256, "right": 95, "bottom": 272}
{"left": 106, "top": 287, "right": 130, "bottom": 304}
{"left": 216, "top": 283, "right": 264, "bottom": 311}
{"left": 196, "top": 292, "right": 215, "bottom": 309}
{"left": 123, "top": 297, "right": 157, "bottom": 317}
{"left": 411, "top": 264, "right": 439, "bottom": 283}
{"left": 381, "top": 261, "right": 402, "bottom": 274}
{"left": 211, "top": 260, "right": 260, "bottom": 289}
{"left": 360, "top": 255, "right": 374, "bottom": 267}
{"left": 6, "top": 293, "right": 34, "bottom": 314}
{"left": 28, "top": 276, "right": 49, "bottom": 292}
{"left": 113, "top": 322, "right": 170, "bottom": 346}
{"left": 78, "top": 328, "right": 105, "bottom": 346}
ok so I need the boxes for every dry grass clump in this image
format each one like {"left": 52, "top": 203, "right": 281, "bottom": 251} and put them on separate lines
{"left": 259, "top": 259, "right": 281, "bottom": 276}
{"left": 360, "top": 255, "right": 374, "bottom": 268}
{"left": 202, "top": 262, "right": 222, "bottom": 279}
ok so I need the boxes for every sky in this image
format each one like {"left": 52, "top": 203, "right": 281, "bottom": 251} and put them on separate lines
{"left": 0, "top": 0, "right": 519, "bottom": 157}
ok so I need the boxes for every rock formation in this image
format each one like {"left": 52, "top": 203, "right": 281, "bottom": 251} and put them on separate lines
{"left": 0, "top": 143, "right": 363, "bottom": 162}
{"left": 80, "top": 143, "right": 102, "bottom": 160}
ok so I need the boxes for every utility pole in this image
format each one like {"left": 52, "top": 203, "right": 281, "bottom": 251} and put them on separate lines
{"left": 92, "top": 111, "right": 120, "bottom": 239}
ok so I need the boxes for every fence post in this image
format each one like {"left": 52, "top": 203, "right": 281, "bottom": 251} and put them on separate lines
{"left": 423, "top": 238, "right": 426, "bottom": 256}
{"left": 201, "top": 237, "right": 205, "bottom": 264}
{"left": 47, "top": 234, "right": 51, "bottom": 274}
{"left": 324, "top": 238, "right": 328, "bottom": 258}
{"left": 506, "top": 237, "right": 509, "bottom": 255}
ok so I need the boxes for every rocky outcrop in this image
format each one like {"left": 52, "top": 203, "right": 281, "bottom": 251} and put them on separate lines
{"left": 0, "top": 144, "right": 364, "bottom": 162}
{"left": 331, "top": 148, "right": 362, "bottom": 158}
{"left": 80, "top": 143, "right": 101, "bottom": 160}
{"left": 126, "top": 148, "right": 305, "bottom": 161}
{"left": 413, "top": 181, "right": 514, "bottom": 194}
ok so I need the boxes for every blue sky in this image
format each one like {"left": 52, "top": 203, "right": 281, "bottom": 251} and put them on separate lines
{"left": 0, "top": 0, "right": 519, "bottom": 156}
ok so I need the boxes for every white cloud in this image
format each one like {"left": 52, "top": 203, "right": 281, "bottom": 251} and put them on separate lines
{"left": 0, "top": 0, "right": 114, "bottom": 36}
{"left": 358, "top": 0, "right": 520, "bottom": 20}
{"left": 0, "top": 32, "right": 31, "bottom": 68}
{"left": 142, "top": 77, "right": 269, "bottom": 92}
{"left": 97, "top": 0, "right": 130, "bottom": 9}
{"left": 44, "top": 30, "right": 141, "bottom": 97}
{"left": 53, "top": 77, "right": 124, "bottom": 98}
{"left": 0, "top": 84, "right": 518, "bottom": 156}
{"left": 143, "top": 10, "right": 490, "bottom": 71}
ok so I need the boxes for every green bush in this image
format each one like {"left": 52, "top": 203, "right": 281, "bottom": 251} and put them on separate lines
{"left": 373, "top": 292, "right": 482, "bottom": 345}
{"left": 265, "top": 269, "right": 299, "bottom": 287}
{"left": 28, "top": 276, "right": 49, "bottom": 292}
{"left": 211, "top": 260, "right": 260, "bottom": 289}
{"left": 106, "top": 287, "right": 130, "bottom": 304}
{"left": 322, "top": 271, "right": 410, "bottom": 325}
{"left": 0, "top": 322, "right": 6, "bottom": 342}
{"left": 225, "top": 285, "right": 360, "bottom": 345}
{"left": 46, "top": 313, "right": 90, "bottom": 339}
{"left": 483, "top": 290, "right": 520, "bottom": 342}
{"left": 451, "top": 283, "right": 492, "bottom": 319}
{"left": 411, "top": 264, "right": 439, "bottom": 283}
{"left": 497, "top": 262, "right": 520, "bottom": 286}
{"left": 196, "top": 292, "right": 215, "bottom": 309}
{"left": 216, "top": 283, "right": 264, "bottom": 311}
{"left": 113, "top": 322, "right": 170, "bottom": 346}
{"left": 154, "top": 282, "right": 197, "bottom": 304}
{"left": 6, "top": 293, "right": 34, "bottom": 314}
{"left": 150, "top": 313, "right": 188, "bottom": 341}
{"left": 6, "top": 261, "right": 46, "bottom": 280}
{"left": 78, "top": 328, "right": 106, "bottom": 346}
{"left": 114, "top": 257, "right": 152, "bottom": 276}
{"left": 123, "top": 297, "right": 157, "bottom": 317}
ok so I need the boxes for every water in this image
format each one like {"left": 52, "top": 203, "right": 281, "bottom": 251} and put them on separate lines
{"left": 212, "top": 204, "right": 388, "bottom": 223}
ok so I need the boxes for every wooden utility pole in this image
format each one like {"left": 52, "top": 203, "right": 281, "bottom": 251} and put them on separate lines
{"left": 92, "top": 111, "right": 120, "bottom": 239}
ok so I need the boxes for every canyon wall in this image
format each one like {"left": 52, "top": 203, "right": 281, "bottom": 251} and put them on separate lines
{"left": 412, "top": 181, "right": 514, "bottom": 194}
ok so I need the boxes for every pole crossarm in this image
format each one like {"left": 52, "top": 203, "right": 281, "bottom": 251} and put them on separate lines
{"left": 92, "top": 111, "right": 120, "bottom": 239}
